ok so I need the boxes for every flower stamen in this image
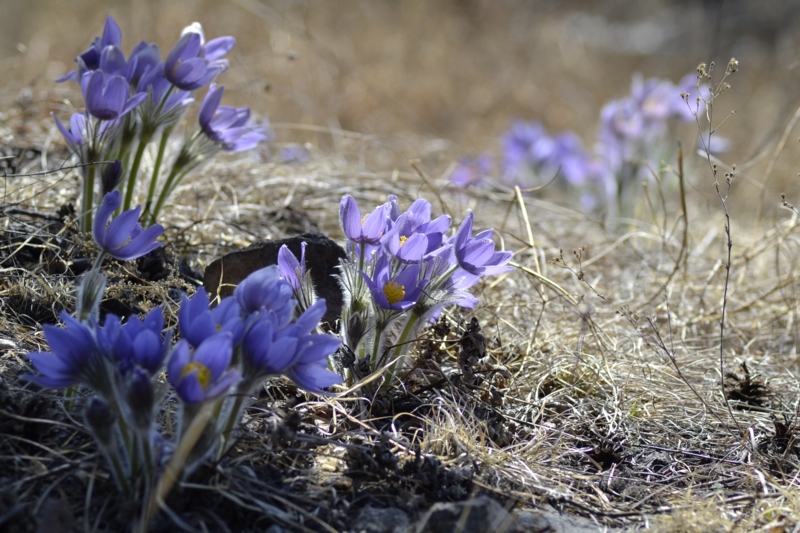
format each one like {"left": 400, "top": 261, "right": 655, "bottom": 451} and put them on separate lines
{"left": 181, "top": 361, "right": 212, "bottom": 389}
{"left": 383, "top": 281, "right": 405, "bottom": 305}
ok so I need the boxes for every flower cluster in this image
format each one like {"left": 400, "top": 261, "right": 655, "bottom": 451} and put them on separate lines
{"left": 454, "top": 72, "right": 721, "bottom": 213}
{"left": 276, "top": 195, "right": 513, "bottom": 388}
{"left": 54, "top": 16, "right": 269, "bottom": 231}
{"left": 24, "top": 265, "right": 340, "bottom": 495}
{"left": 595, "top": 73, "right": 705, "bottom": 201}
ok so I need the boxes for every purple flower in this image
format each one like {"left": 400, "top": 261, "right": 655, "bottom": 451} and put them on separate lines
{"left": 198, "top": 84, "right": 266, "bottom": 151}
{"left": 53, "top": 113, "right": 89, "bottom": 153}
{"left": 278, "top": 243, "right": 306, "bottom": 291}
{"left": 630, "top": 74, "right": 678, "bottom": 122}
{"left": 81, "top": 71, "right": 145, "bottom": 121}
{"left": 340, "top": 195, "right": 390, "bottom": 245}
{"left": 125, "top": 41, "right": 161, "bottom": 86}
{"left": 598, "top": 98, "right": 646, "bottom": 142}
{"left": 381, "top": 197, "right": 450, "bottom": 258}
{"left": 501, "top": 120, "right": 546, "bottom": 184}
{"left": 284, "top": 342, "right": 343, "bottom": 393}
{"left": 165, "top": 29, "right": 229, "bottom": 91}
{"left": 178, "top": 287, "right": 243, "bottom": 348}
{"left": 544, "top": 133, "right": 597, "bottom": 186}
{"left": 124, "top": 367, "right": 155, "bottom": 431}
{"left": 96, "top": 45, "right": 127, "bottom": 77}
{"left": 499, "top": 120, "right": 601, "bottom": 189}
{"left": 52, "top": 110, "right": 127, "bottom": 173}
{"left": 23, "top": 312, "right": 109, "bottom": 393}
{"left": 453, "top": 212, "right": 513, "bottom": 277}
{"left": 451, "top": 155, "right": 491, "bottom": 187}
{"left": 242, "top": 300, "right": 341, "bottom": 393}
{"left": 280, "top": 144, "right": 310, "bottom": 164}
{"left": 93, "top": 190, "right": 165, "bottom": 261}
{"left": 101, "top": 160, "right": 123, "bottom": 195}
{"left": 234, "top": 265, "right": 296, "bottom": 321}
{"left": 380, "top": 212, "right": 429, "bottom": 264}
{"left": 137, "top": 63, "right": 194, "bottom": 128}
{"left": 360, "top": 257, "right": 426, "bottom": 311}
{"left": 57, "top": 16, "right": 122, "bottom": 82}
{"left": 96, "top": 308, "right": 170, "bottom": 376}
{"left": 167, "top": 333, "right": 240, "bottom": 404}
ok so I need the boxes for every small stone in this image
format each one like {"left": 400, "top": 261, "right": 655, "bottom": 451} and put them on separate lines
{"left": 352, "top": 505, "right": 411, "bottom": 533}
{"left": 510, "top": 506, "right": 610, "bottom": 533}
{"left": 204, "top": 232, "right": 346, "bottom": 324}
{"left": 415, "top": 496, "right": 513, "bottom": 533}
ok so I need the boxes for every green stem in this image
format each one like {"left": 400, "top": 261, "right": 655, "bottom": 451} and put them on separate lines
{"left": 220, "top": 394, "right": 246, "bottom": 452}
{"left": 370, "top": 319, "right": 386, "bottom": 372}
{"left": 150, "top": 165, "right": 191, "bottom": 223}
{"left": 143, "top": 126, "right": 173, "bottom": 219}
{"left": 139, "top": 430, "right": 154, "bottom": 480}
{"left": 122, "top": 132, "right": 153, "bottom": 212}
{"left": 91, "top": 251, "right": 107, "bottom": 272}
{"left": 81, "top": 164, "right": 96, "bottom": 233}
{"left": 104, "top": 442, "right": 131, "bottom": 496}
{"left": 64, "top": 386, "right": 77, "bottom": 411}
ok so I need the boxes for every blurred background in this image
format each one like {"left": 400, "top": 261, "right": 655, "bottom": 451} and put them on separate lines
{"left": 1, "top": 0, "right": 800, "bottom": 213}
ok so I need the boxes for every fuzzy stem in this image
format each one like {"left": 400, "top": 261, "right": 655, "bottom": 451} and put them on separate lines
{"left": 381, "top": 312, "right": 420, "bottom": 389}
{"left": 141, "top": 400, "right": 215, "bottom": 529}
{"left": 102, "top": 439, "right": 131, "bottom": 496}
{"left": 220, "top": 394, "right": 246, "bottom": 452}
{"left": 81, "top": 163, "right": 96, "bottom": 233}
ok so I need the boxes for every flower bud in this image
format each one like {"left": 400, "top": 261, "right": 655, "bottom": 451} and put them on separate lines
{"left": 85, "top": 396, "right": 116, "bottom": 447}
{"left": 76, "top": 270, "right": 107, "bottom": 322}
{"left": 125, "top": 368, "right": 155, "bottom": 432}
{"left": 101, "top": 160, "right": 123, "bottom": 195}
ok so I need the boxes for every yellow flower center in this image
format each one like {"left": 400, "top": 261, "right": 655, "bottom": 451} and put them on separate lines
{"left": 181, "top": 362, "right": 212, "bottom": 389}
{"left": 383, "top": 281, "right": 406, "bottom": 305}
{"left": 399, "top": 235, "right": 408, "bottom": 246}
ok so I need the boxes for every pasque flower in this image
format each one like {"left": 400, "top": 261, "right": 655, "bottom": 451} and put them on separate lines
{"left": 164, "top": 25, "right": 232, "bottom": 91}
{"left": 124, "top": 41, "right": 161, "bottom": 86}
{"left": 340, "top": 195, "right": 390, "bottom": 245}
{"left": 360, "top": 256, "right": 426, "bottom": 311}
{"left": 198, "top": 84, "right": 266, "bottom": 151}
{"left": 53, "top": 112, "right": 119, "bottom": 162}
{"left": 93, "top": 190, "right": 164, "bottom": 261}
{"left": 96, "top": 308, "right": 171, "bottom": 376}
{"left": 23, "top": 312, "right": 110, "bottom": 393}
{"left": 278, "top": 243, "right": 307, "bottom": 291}
{"left": 453, "top": 211, "right": 513, "bottom": 277}
{"left": 178, "top": 287, "right": 243, "bottom": 348}
{"left": 234, "top": 265, "right": 296, "bottom": 321}
{"left": 58, "top": 16, "right": 123, "bottom": 82}
{"left": 242, "top": 299, "right": 341, "bottom": 393}
{"left": 167, "top": 333, "right": 240, "bottom": 404}
{"left": 81, "top": 70, "right": 145, "bottom": 122}
{"left": 277, "top": 242, "right": 318, "bottom": 313}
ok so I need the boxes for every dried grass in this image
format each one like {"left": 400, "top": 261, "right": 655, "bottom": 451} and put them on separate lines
{"left": 4, "top": 91, "right": 800, "bottom": 531}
